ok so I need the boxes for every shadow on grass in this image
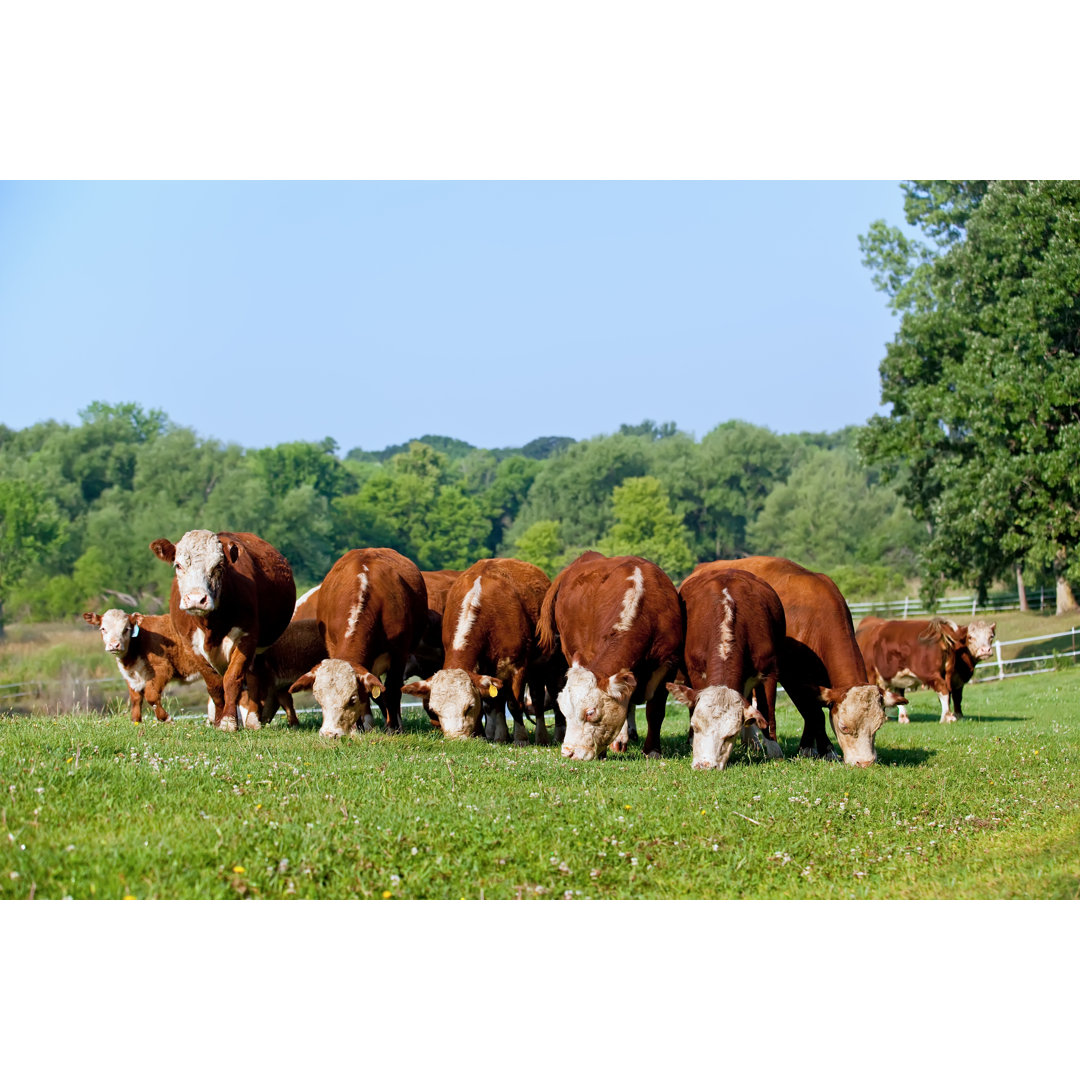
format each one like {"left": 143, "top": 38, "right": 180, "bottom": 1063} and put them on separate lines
{"left": 876, "top": 746, "right": 935, "bottom": 766}
{"left": 895, "top": 713, "right": 1028, "bottom": 725}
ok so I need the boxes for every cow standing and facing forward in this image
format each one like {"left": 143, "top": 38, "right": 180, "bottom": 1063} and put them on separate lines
{"left": 539, "top": 551, "right": 683, "bottom": 761}
{"left": 150, "top": 530, "right": 295, "bottom": 732}
{"left": 668, "top": 566, "right": 785, "bottom": 769}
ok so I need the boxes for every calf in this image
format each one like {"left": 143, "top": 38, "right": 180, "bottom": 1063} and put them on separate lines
{"left": 538, "top": 551, "right": 683, "bottom": 761}
{"left": 238, "top": 618, "right": 327, "bottom": 727}
{"left": 150, "top": 530, "right": 296, "bottom": 732}
{"left": 667, "top": 566, "right": 785, "bottom": 769}
{"left": 703, "top": 557, "right": 899, "bottom": 766}
{"left": 289, "top": 548, "right": 427, "bottom": 737}
{"left": 401, "top": 558, "right": 559, "bottom": 745}
{"left": 950, "top": 620, "right": 997, "bottom": 720}
{"left": 83, "top": 609, "right": 202, "bottom": 723}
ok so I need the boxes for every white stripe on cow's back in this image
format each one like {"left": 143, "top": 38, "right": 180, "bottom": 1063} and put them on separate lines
{"left": 345, "top": 568, "right": 370, "bottom": 639}
{"left": 295, "top": 583, "right": 321, "bottom": 611}
{"left": 716, "top": 587, "right": 734, "bottom": 660}
{"left": 452, "top": 577, "right": 483, "bottom": 652}
{"left": 614, "top": 566, "right": 645, "bottom": 632}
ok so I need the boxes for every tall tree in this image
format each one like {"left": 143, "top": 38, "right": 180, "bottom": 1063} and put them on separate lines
{"left": 859, "top": 181, "right": 1080, "bottom": 611}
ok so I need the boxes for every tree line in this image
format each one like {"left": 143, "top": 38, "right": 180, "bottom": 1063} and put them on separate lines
{"left": 0, "top": 407, "right": 928, "bottom": 630}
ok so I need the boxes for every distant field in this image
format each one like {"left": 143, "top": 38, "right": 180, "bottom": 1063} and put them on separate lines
{"left": 2, "top": 665, "right": 1078, "bottom": 900}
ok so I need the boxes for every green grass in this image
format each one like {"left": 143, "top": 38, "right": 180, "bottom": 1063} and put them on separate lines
{"left": 2, "top": 668, "right": 1078, "bottom": 899}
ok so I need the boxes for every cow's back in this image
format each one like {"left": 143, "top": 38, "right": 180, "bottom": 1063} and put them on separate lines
{"left": 220, "top": 531, "right": 296, "bottom": 647}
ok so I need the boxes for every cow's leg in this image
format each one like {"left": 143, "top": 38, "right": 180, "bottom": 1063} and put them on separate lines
{"left": 611, "top": 720, "right": 630, "bottom": 753}
{"left": 952, "top": 683, "right": 965, "bottom": 721}
{"left": 788, "top": 686, "right": 835, "bottom": 760}
{"left": 625, "top": 704, "right": 639, "bottom": 743}
{"left": 641, "top": 668, "right": 670, "bottom": 759}
{"left": 937, "top": 691, "right": 957, "bottom": 724}
{"left": 238, "top": 686, "right": 263, "bottom": 730}
{"left": 144, "top": 683, "right": 170, "bottom": 723}
{"left": 527, "top": 668, "right": 549, "bottom": 746}
{"left": 203, "top": 671, "right": 226, "bottom": 728}
{"left": 279, "top": 690, "right": 300, "bottom": 728}
{"left": 508, "top": 668, "right": 530, "bottom": 746}
{"left": 218, "top": 638, "right": 257, "bottom": 732}
{"left": 484, "top": 692, "right": 510, "bottom": 743}
{"left": 756, "top": 677, "right": 783, "bottom": 759}
{"left": 897, "top": 700, "right": 911, "bottom": 723}
{"left": 380, "top": 669, "right": 405, "bottom": 733}
{"left": 128, "top": 688, "right": 143, "bottom": 724}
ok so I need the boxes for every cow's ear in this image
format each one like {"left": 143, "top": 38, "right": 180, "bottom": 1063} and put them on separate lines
{"left": 360, "top": 671, "right": 386, "bottom": 699}
{"left": 401, "top": 679, "right": 432, "bottom": 700}
{"left": 883, "top": 689, "right": 908, "bottom": 708}
{"left": 289, "top": 668, "right": 318, "bottom": 694}
{"left": 149, "top": 538, "right": 175, "bottom": 563}
{"left": 225, "top": 540, "right": 240, "bottom": 563}
{"left": 814, "top": 686, "right": 843, "bottom": 707}
{"left": 990, "top": 622, "right": 997, "bottom": 634}
{"left": 82, "top": 612, "right": 102, "bottom": 626}
{"left": 744, "top": 701, "right": 769, "bottom": 729}
{"left": 603, "top": 669, "right": 637, "bottom": 705}
{"left": 666, "top": 682, "right": 696, "bottom": 708}
{"left": 128, "top": 613, "right": 139, "bottom": 626}
{"left": 474, "top": 674, "right": 502, "bottom": 698}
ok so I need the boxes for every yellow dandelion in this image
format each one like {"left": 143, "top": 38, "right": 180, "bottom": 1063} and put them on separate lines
{"left": 233, "top": 865, "right": 245, "bottom": 874}
{"left": 1033, "top": 750, "right": 1039, "bottom": 755}
{"left": 701, "top": 810, "right": 706, "bottom": 815}
{"left": 65, "top": 757, "right": 73, "bottom": 763}
{"left": 624, "top": 804, "right": 631, "bottom": 810}
{"left": 123, "top": 894, "right": 136, "bottom": 900}
{"left": 382, "top": 890, "right": 392, "bottom": 899}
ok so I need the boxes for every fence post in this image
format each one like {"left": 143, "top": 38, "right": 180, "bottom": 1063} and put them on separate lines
{"left": 996, "top": 641, "right": 1005, "bottom": 681}
{"left": 903, "top": 596, "right": 909, "bottom": 619}
{"left": 972, "top": 595, "right": 978, "bottom": 618}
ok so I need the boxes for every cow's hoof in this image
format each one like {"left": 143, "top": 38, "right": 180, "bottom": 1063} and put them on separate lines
{"left": 513, "top": 737, "right": 529, "bottom": 748}
{"left": 797, "top": 747, "right": 818, "bottom": 759}
{"left": 646, "top": 751, "right": 661, "bottom": 760}
{"left": 898, "top": 716, "right": 910, "bottom": 724}
{"left": 535, "top": 731, "right": 550, "bottom": 747}
{"left": 219, "top": 717, "right": 238, "bottom": 733}
{"left": 764, "top": 741, "right": 784, "bottom": 760}
{"left": 941, "top": 714, "right": 957, "bottom": 724}
{"left": 823, "top": 749, "right": 840, "bottom": 762}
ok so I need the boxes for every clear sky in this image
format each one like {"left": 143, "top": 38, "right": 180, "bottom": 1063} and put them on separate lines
{"left": 0, "top": 180, "right": 907, "bottom": 453}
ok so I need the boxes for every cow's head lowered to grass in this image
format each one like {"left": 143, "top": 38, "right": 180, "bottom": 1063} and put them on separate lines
{"left": 667, "top": 682, "right": 773, "bottom": 770}
{"left": 150, "top": 530, "right": 239, "bottom": 615}
{"left": 558, "top": 662, "right": 637, "bottom": 761}
{"left": 401, "top": 670, "right": 502, "bottom": 739}
{"left": 290, "top": 658, "right": 385, "bottom": 737}
{"left": 816, "top": 684, "right": 892, "bottom": 767}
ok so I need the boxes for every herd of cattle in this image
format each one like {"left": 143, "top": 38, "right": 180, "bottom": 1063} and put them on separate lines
{"left": 81, "top": 529, "right": 998, "bottom": 769}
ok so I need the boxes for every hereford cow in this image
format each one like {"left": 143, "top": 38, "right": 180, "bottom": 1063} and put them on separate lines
{"left": 950, "top": 620, "right": 997, "bottom": 720}
{"left": 702, "top": 557, "right": 899, "bottom": 766}
{"left": 149, "top": 530, "right": 295, "bottom": 731}
{"left": 83, "top": 609, "right": 202, "bottom": 723}
{"left": 238, "top": 618, "right": 327, "bottom": 728}
{"left": 538, "top": 551, "right": 683, "bottom": 761}
{"left": 856, "top": 616, "right": 996, "bottom": 724}
{"left": 401, "top": 559, "right": 559, "bottom": 745}
{"left": 288, "top": 548, "right": 427, "bottom": 738}
{"left": 667, "top": 566, "right": 785, "bottom": 769}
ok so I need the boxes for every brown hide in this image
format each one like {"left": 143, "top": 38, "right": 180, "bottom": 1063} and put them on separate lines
{"left": 538, "top": 551, "right": 683, "bottom": 756}
{"left": 422, "top": 569, "right": 461, "bottom": 615}
{"left": 241, "top": 618, "right": 327, "bottom": 727}
{"left": 700, "top": 556, "right": 883, "bottom": 763}
{"left": 293, "top": 584, "right": 322, "bottom": 621}
{"left": 404, "top": 569, "right": 462, "bottom": 681}
{"left": 855, "top": 617, "right": 962, "bottom": 697}
{"left": 678, "top": 566, "right": 785, "bottom": 740}
{"left": 150, "top": 531, "right": 295, "bottom": 730}
{"left": 315, "top": 547, "right": 428, "bottom": 731}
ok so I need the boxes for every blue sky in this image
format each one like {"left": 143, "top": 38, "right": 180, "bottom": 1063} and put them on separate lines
{"left": 0, "top": 181, "right": 908, "bottom": 453}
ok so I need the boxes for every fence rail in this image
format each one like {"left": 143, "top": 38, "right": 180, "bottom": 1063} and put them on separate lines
{"left": 848, "top": 589, "right": 1052, "bottom": 620}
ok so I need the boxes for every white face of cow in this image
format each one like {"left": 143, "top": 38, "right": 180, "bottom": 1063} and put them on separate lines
{"left": 559, "top": 664, "right": 636, "bottom": 762}
{"left": 312, "top": 660, "right": 367, "bottom": 738}
{"left": 690, "top": 685, "right": 748, "bottom": 770}
{"left": 426, "top": 669, "right": 483, "bottom": 740}
{"left": 173, "top": 530, "right": 227, "bottom": 615}
{"left": 828, "top": 684, "right": 886, "bottom": 767}
{"left": 967, "top": 621, "right": 997, "bottom": 660}
{"left": 97, "top": 609, "right": 134, "bottom": 656}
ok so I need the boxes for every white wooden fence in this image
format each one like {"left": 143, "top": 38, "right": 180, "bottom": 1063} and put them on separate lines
{"left": 971, "top": 627, "right": 1080, "bottom": 683}
{"left": 848, "top": 589, "right": 1052, "bottom": 620}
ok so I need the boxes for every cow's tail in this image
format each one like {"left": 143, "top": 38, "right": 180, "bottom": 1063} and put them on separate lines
{"left": 919, "top": 616, "right": 960, "bottom": 647}
{"left": 537, "top": 573, "right": 562, "bottom": 660}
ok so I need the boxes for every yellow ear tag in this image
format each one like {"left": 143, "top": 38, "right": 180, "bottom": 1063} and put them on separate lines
{"left": 371, "top": 685, "right": 381, "bottom": 699}
{"left": 488, "top": 683, "right": 498, "bottom": 698}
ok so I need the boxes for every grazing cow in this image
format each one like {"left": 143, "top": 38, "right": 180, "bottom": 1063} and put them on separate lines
{"left": 538, "top": 551, "right": 683, "bottom": 761}
{"left": 950, "top": 620, "right": 997, "bottom": 720}
{"left": 238, "top": 618, "right": 327, "bottom": 727}
{"left": 856, "top": 616, "right": 996, "bottom": 724}
{"left": 402, "top": 559, "right": 558, "bottom": 745}
{"left": 83, "top": 609, "right": 202, "bottom": 723}
{"left": 149, "top": 530, "right": 296, "bottom": 732}
{"left": 288, "top": 548, "right": 427, "bottom": 738}
{"left": 667, "top": 566, "right": 786, "bottom": 769}
{"left": 702, "top": 557, "right": 898, "bottom": 766}
{"left": 403, "top": 569, "right": 463, "bottom": 682}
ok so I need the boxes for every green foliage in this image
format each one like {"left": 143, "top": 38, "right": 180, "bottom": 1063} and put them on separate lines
{"left": 598, "top": 476, "right": 696, "bottom": 580}
{"left": 511, "top": 520, "right": 566, "bottom": 579}
{"left": 0, "top": 479, "right": 68, "bottom": 626}
{"left": 860, "top": 181, "right": 1080, "bottom": 602}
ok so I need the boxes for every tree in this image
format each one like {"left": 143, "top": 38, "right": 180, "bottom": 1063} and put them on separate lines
{"left": 859, "top": 181, "right": 1080, "bottom": 611}
{"left": 512, "top": 520, "right": 567, "bottom": 579}
{"left": 598, "top": 476, "right": 696, "bottom": 581}
{"left": 0, "top": 479, "right": 67, "bottom": 631}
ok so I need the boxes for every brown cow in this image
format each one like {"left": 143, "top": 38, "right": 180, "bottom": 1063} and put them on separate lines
{"left": 149, "top": 530, "right": 296, "bottom": 732}
{"left": 293, "top": 584, "right": 322, "bottom": 621}
{"left": 403, "top": 569, "right": 463, "bottom": 683}
{"left": 288, "top": 548, "right": 427, "bottom": 737}
{"left": 856, "top": 616, "right": 996, "bottom": 724}
{"left": 402, "top": 559, "right": 558, "bottom": 745}
{"left": 83, "top": 609, "right": 202, "bottom": 723}
{"left": 667, "top": 566, "right": 786, "bottom": 769}
{"left": 701, "top": 557, "right": 898, "bottom": 766}
{"left": 238, "top": 618, "right": 327, "bottom": 728}
{"left": 950, "top": 620, "right": 997, "bottom": 720}
{"left": 538, "top": 551, "right": 683, "bottom": 761}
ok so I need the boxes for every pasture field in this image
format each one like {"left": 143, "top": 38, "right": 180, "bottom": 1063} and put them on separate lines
{"left": 1, "top": 667, "right": 1078, "bottom": 900}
